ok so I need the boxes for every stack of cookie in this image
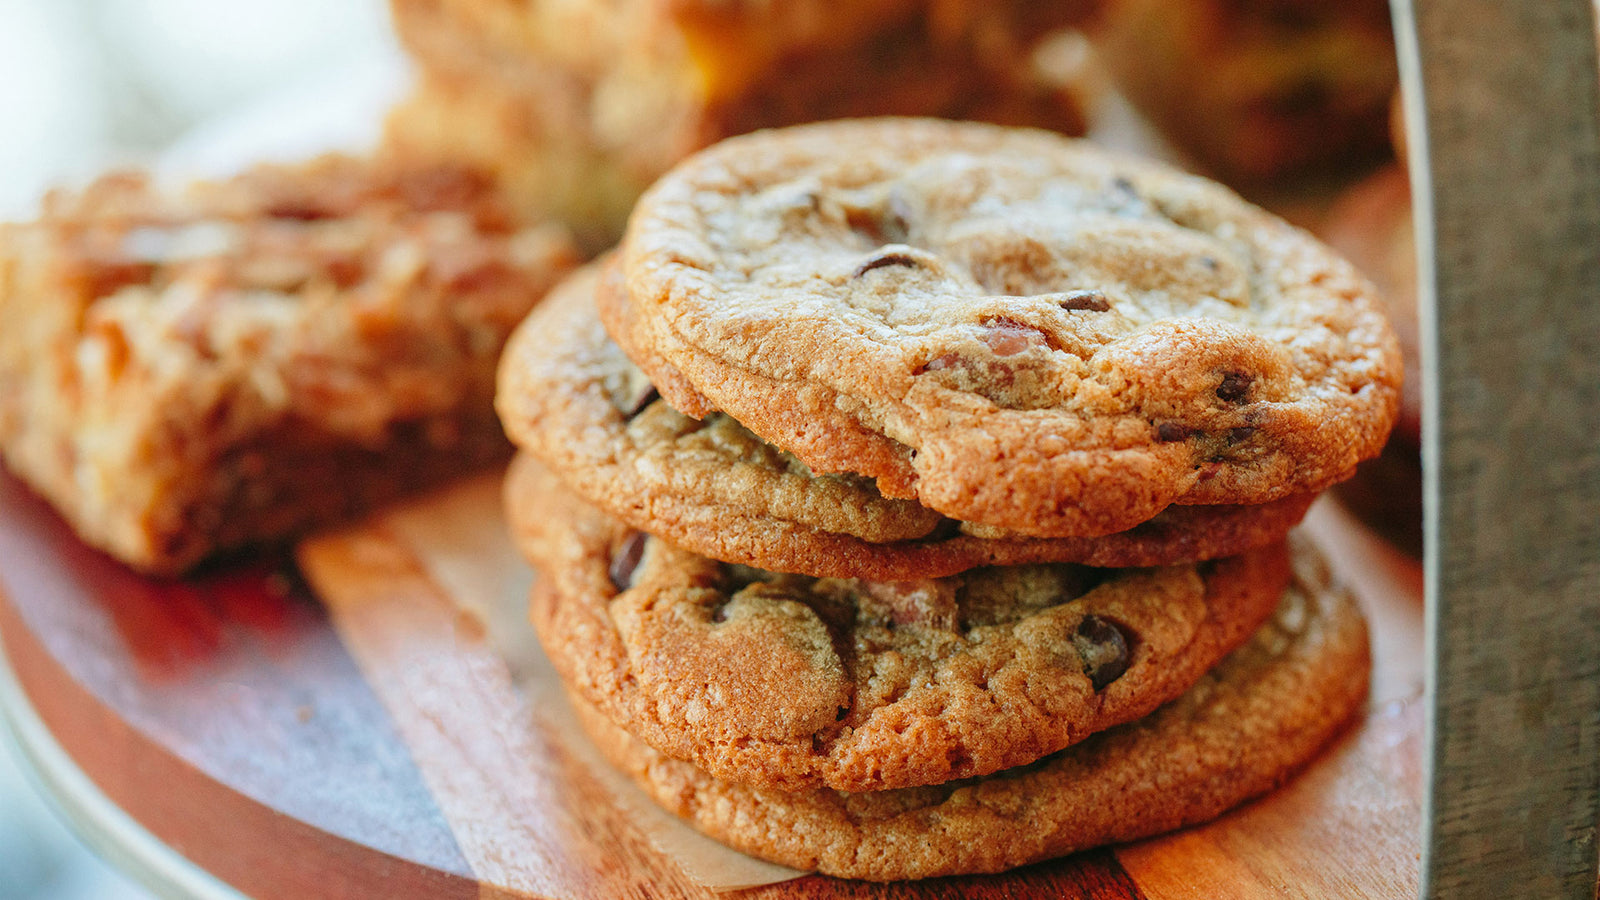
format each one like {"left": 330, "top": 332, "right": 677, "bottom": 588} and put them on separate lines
{"left": 496, "top": 119, "right": 1400, "bottom": 880}
{"left": 383, "top": 0, "right": 1098, "bottom": 249}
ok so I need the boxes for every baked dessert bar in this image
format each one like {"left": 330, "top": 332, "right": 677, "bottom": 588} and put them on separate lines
{"left": 0, "top": 155, "right": 578, "bottom": 573}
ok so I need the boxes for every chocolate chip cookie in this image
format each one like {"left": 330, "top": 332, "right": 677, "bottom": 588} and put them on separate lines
{"left": 511, "top": 454, "right": 1295, "bottom": 793}
{"left": 614, "top": 118, "right": 1402, "bottom": 537}
{"left": 499, "top": 264, "right": 1314, "bottom": 579}
{"left": 567, "top": 537, "right": 1370, "bottom": 880}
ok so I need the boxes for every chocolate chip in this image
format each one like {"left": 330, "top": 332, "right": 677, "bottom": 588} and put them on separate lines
{"left": 853, "top": 249, "right": 927, "bottom": 278}
{"left": 1074, "top": 615, "right": 1131, "bottom": 690}
{"left": 859, "top": 580, "right": 959, "bottom": 631}
{"left": 1156, "top": 422, "right": 1192, "bottom": 442}
{"left": 1228, "top": 425, "right": 1258, "bottom": 443}
{"left": 608, "top": 531, "right": 648, "bottom": 591}
{"left": 915, "top": 321, "right": 1047, "bottom": 392}
{"left": 843, "top": 205, "right": 885, "bottom": 241}
{"left": 1216, "top": 371, "right": 1252, "bottom": 403}
{"left": 623, "top": 385, "right": 660, "bottom": 419}
{"left": 883, "top": 187, "right": 913, "bottom": 243}
{"left": 979, "top": 318, "right": 1046, "bottom": 356}
{"left": 1058, "top": 290, "right": 1111, "bottom": 312}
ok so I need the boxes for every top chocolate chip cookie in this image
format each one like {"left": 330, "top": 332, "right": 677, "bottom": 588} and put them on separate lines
{"left": 619, "top": 118, "right": 1401, "bottom": 537}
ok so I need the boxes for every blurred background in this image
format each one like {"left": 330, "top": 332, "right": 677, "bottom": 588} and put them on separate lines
{"left": 0, "top": 0, "right": 396, "bottom": 217}
{"left": 0, "top": 2, "right": 393, "bottom": 896}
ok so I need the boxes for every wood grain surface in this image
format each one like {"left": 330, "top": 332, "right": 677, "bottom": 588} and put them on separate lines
{"left": 0, "top": 463, "right": 1424, "bottom": 899}
{"left": 0, "top": 471, "right": 479, "bottom": 899}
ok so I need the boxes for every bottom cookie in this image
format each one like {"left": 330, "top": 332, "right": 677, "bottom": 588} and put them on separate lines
{"left": 565, "top": 539, "right": 1370, "bottom": 881}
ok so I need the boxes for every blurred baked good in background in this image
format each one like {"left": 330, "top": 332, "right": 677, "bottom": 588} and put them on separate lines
{"left": 1087, "top": 0, "right": 1398, "bottom": 183}
{"left": 383, "top": 0, "right": 1101, "bottom": 249}
{"left": 0, "top": 155, "right": 577, "bottom": 573}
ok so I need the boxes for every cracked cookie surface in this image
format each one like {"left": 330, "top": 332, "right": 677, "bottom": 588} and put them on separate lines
{"left": 511, "top": 455, "right": 1294, "bottom": 793}
{"left": 567, "top": 537, "right": 1370, "bottom": 880}
{"left": 499, "top": 264, "right": 1315, "bottom": 579}
{"left": 616, "top": 118, "right": 1401, "bottom": 536}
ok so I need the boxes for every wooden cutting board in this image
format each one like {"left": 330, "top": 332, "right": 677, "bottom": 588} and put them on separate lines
{"left": 0, "top": 466, "right": 1423, "bottom": 899}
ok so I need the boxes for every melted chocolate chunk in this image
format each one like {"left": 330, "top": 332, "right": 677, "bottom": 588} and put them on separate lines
{"left": 1058, "top": 290, "right": 1112, "bottom": 312}
{"left": 1074, "top": 615, "right": 1131, "bottom": 691}
{"left": 1156, "top": 422, "right": 1192, "bottom": 443}
{"left": 858, "top": 579, "right": 959, "bottom": 631}
{"left": 883, "top": 187, "right": 913, "bottom": 243}
{"left": 843, "top": 204, "right": 885, "bottom": 241}
{"left": 853, "top": 249, "right": 928, "bottom": 278}
{"left": 1216, "top": 371, "right": 1253, "bottom": 403}
{"left": 608, "top": 531, "right": 649, "bottom": 591}
{"left": 979, "top": 318, "right": 1047, "bottom": 356}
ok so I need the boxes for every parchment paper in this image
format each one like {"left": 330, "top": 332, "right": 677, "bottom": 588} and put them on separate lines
{"left": 380, "top": 473, "right": 806, "bottom": 891}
